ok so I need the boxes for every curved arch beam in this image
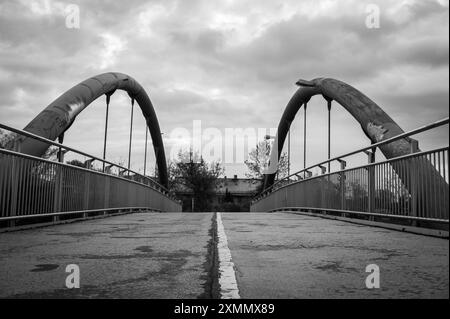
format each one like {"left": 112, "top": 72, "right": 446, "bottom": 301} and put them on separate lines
{"left": 17, "top": 72, "right": 168, "bottom": 188}
{"left": 263, "top": 77, "right": 416, "bottom": 189}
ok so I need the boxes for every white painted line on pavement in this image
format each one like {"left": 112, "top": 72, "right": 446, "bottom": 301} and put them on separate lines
{"left": 216, "top": 212, "right": 240, "bottom": 299}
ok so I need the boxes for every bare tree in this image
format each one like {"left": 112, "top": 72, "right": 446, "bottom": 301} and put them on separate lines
{"left": 244, "top": 140, "right": 289, "bottom": 180}
{"left": 169, "top": 149, "right": 223, "bottom": 212}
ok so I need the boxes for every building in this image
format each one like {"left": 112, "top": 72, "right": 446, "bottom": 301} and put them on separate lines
{"left": 175, "top": 176, "right": 262, "bottom": 212}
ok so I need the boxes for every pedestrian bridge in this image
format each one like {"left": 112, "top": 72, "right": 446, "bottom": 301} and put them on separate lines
{"left": 0, "top": 72, "right": 448, "bottom": 298}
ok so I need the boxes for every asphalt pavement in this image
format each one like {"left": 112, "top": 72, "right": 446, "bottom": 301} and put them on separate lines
{"left": 221, "top": 212, "right": 449, "bottom": 298}
{"left": 0, "top": 212, "right": 448, "bottom": 298}
{"left": 0, "top": 212, "right": 214, "bottom": 298}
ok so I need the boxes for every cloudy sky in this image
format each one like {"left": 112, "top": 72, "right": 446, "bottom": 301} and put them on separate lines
{"left": 0, "top": 0, "right": 448, "bottom": 177}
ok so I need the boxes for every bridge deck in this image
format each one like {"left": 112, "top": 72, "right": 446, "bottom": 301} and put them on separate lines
{"left": 221, "top": 213, "right": 449, "bottom": 298}
{"left": 0, "top": 212, "right": 448, "bottom": 298}
{"left": 0, "top": 213, "right": 213, "bottom": 298}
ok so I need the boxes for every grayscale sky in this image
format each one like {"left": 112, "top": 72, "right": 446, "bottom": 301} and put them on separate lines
{"left": 0, "top": 0, "right": 448, "bottom": 176}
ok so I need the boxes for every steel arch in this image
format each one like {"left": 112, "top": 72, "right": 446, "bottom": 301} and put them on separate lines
{"left": 17, "top": 72, "right": 169, "bottom": 188}
{"left": 263, "top": 77, "right": 417, "bottom": 190}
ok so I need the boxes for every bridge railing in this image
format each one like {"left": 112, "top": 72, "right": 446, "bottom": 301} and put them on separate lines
{"left": 0, "top": 123, "right": 182, "bottom": 223}
{"left": 251, "top": 118, "right": 449, "bottom": 226}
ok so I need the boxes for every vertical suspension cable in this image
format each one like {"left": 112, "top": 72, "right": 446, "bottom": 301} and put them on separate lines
{"left": 324, "top": 96, "right": 333, "bottom": 208}
{"left": 128, "top": 98, "right": 134, "bottom": 173}
{"left": 287, "top": 122, "right": 291, "bottom": 178}
{"left": 144, "top": 123, "right": 148, "bottom": 176}
{"left": 102, "top": 94, "right": 111, "bottom": 172}
{"left": 327, "top": 98, "right": 332, "bottom": 173}
{"left": 303, "top": 102, "right": 307, "bottom": 178}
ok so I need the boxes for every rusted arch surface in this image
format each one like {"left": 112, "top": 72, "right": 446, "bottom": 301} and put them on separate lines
{"left": 17, "top": 72, "right": 168, "bottom": 188}
{"left": 263, "top": 77, "right": 417, "bottom": 190}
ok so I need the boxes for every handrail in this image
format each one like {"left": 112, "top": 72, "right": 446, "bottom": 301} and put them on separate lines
{"left": 0, "top": 147, "right": 178, "bottom": 202}
{"left": 0, "top": 122, "right": 180, "bottom": 202}
{"left": 0, "top": 207, "right": 162, "bottom": 222}
{"left": 258, "top": 145, "right": 449, "bottom": 198}
{"left": 255, "top": 117, "right": 449, "bottom": 202}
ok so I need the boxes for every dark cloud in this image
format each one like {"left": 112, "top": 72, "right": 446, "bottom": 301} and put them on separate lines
{"left": 378, "top": 90, "right": 450, "bottom": 123}
{"left": 0, "top": 0, "right": 448, "bottom": 176}
{"left": 395, "top": 39, "right": 449, "bottom": 67}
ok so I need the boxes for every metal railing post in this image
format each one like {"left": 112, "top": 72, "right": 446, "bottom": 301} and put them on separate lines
{"left": 53, "top": 134, "right": 65, "bottom": 221}
{"left": 338, "top": 159, "right": 346, "bottom": 211}
{"left": 319, "top": 165, "right": 327, "bottom": 209}
{"left": 9, "top": 139, "right": 22, "bottom": 225}
{"left": 284, "top": 183, "right": 288, "bottom": 208}
{"left": 83, "top": 172, "right": 90, "bottom": 210}
{"left": 105, "top": 165, "right": 113, "bottom": 174}
{"left": 104, "top": 175, "right": 110, "bottom": 209}
{"left": 366, "top": 149, "right": 376, "bottom": 215}
{"left": 410, "top": 140, "right": 419, "bottom": 225}
{"left": 53, "top": 165, "right": 63, "bottom": 219}
{"left": 83, "top": 159, "right": 94, "bottom": 210}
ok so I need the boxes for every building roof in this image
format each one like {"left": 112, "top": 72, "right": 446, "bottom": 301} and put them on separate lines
{"left": 175, "top": 177, "right": 261, "bottom": 195}
{"left": 216, "top": 177, "right": 261, "bottom": 194}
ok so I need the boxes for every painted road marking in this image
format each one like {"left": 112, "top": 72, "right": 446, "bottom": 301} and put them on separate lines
{"left": 216, "top": 213, "right": 240, "bottom": 299}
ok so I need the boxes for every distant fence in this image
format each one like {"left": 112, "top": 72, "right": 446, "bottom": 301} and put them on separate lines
{"left": 251, "top": 118, "right": 449, "bottom": 228}
{"left": 0, "top": 123, "right": 181, "bottom": 225}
